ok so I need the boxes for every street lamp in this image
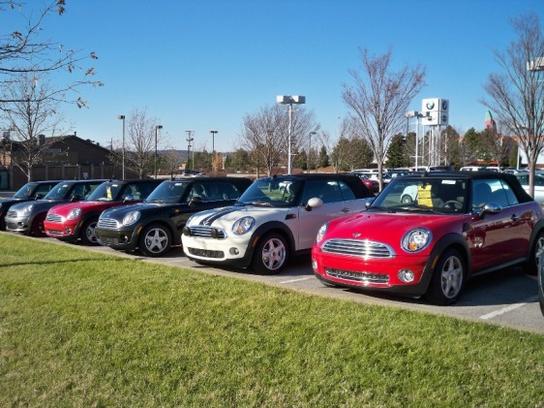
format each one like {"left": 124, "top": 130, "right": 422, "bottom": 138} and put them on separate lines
{"left": 185, "top": 130, "right": 194, "bottom": 171}
{"left": 210, "top": 130, "right": 218, "bottom": 153}
{"left": 276, "top": 95, "right": 306, "bottom": 175}
{"left": 117, "top": 115, "right": 125, "bottom": 179}
{"left": 309, "top": 131, "right": 317, "bottom": 173}
{"left": 154, "top": 125, "right": 163, "bottom": 178}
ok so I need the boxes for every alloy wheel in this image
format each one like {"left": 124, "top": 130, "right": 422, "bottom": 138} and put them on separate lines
{"left": 261, "top": 237, "right": 286, "bottom": 271}
{"left": 85, "top": 221, "right": 98, "bottom": 244}
{"left": 440, "top": 255, "right": 463, "bottom": 299}
{"left": 144, "top": 228, "right": 169, "bottom": 254}
{"left": 535, "top": 237, "right": 544, "bottom": 270}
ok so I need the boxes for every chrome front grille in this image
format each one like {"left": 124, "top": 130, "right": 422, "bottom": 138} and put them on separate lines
{"left": 326, "top": 268, "right": 389, "bottom": 284}
{"left": 322, "top": 239, "right": 394, "bottom": 259}
{"left": 46, "top": 213, "right": 63, "bottom": 222}
{"left": 97, "top": 217, "right": 120, "bottom": 229}
{"left": 188, "top": 225, "right": 226, "bottom": 239}
{"left": 6, "top": 210, "right": 17, "bottom": 218}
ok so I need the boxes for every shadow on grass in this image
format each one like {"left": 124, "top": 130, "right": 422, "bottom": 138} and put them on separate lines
{"left": 0, "top": 257, "right": 128, "bottom": 268}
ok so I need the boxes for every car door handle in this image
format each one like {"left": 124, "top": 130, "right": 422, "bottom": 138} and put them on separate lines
{"left": 342, "top": 208, "right": 350, "bottom": 213}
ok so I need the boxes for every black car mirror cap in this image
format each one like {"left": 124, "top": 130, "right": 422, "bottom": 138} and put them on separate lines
{"left": 123, "top": 195, "right": 134, "bottom": 203}
{"left": 305, "top": 197, "right": 323, "bottom": 211}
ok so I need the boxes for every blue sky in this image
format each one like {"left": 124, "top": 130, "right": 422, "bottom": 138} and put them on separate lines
{"left": 4, "top": 0, "right": 544, "bottom": 151}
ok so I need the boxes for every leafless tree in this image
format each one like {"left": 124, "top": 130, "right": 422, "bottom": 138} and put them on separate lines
{"left": 126, "top": 109, "right": 159, "bottom": 179}
{"left": 343, "top": 49, "right": 425, "bottom": 190}
{"left": 241, "top": 104, "right": 318, "bottom": 176}
{"left": 0, "top": 0, "right": 100, "bottom": 108}
{"left": 483, "top": 14, "right": 544, "bottom": 196}
{"left": 1, "top": 74, "right": 63, "bottom": 181}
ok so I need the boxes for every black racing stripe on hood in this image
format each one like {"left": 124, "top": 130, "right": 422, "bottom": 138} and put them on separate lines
{"left": 199, "top": 207, "right": 238, "bottom": 226}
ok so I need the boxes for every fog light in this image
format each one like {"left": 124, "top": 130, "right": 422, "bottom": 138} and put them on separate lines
{"left": 398, "top": 269, "right": 415, "bottom": 283}
{"left": 311, "top": 259, "right": 318, "bottom": 272}
{"left": 229, "top": 247, "right": 239, "bottom": 255}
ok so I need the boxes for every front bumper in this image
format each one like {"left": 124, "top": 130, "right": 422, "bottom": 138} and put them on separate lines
{"left": 95, "top": 225, "right": 140, "bottom": 250}
{"left": 181, "top": 231, "right": 252, "bottom": 267}
{"left": 44, "top": 219, "right": 81, "bottom": 238}
{"left": 311, "top": 246, "right": 432, "bottom": 296}
{"left": 5, "top": 215, "right": 31, "bottom": 233}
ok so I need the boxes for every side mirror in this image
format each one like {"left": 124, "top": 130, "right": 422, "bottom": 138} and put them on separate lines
{"left": 305, "top": 197, "right": 323, "bottom": 211}
{"left": 476, "top": 202, "right": 502, "bottom": 217}
{"left": 123, "top": 195, "right": 134, "bottom": 203}
{"left": 71, "top": 196, "right": 80, "bottom": 202}
{"left": 189, "top": 196, "right": 202, "bottom": 207}
{"left": 34, "top": 193, "right": 44, "bottom": 200}
{"left": 365, "top": 198, "right": 375, "bottom": 209}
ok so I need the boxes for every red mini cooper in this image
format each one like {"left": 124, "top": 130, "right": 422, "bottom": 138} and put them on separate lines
{"left": 312, "top": 172, "right": 544, "bottom": 305}
{"left": 44, "top": 179, "right": 160, "bottom": 244}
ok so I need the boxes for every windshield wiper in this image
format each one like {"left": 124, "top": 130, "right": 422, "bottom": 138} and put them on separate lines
{"left": 367, "top": 206, "right": 397, "bottom": 213}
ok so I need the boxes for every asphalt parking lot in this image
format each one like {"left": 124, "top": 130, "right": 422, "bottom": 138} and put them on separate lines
{"left": 6, "top": 232, "right": 542, "bottom": 335}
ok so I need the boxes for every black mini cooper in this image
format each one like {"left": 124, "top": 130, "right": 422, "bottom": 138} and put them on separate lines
{"left": 95, "top": 177, "right": 252, "bottom": 256}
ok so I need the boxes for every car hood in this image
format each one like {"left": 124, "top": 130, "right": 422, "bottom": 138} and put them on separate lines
{"left": 188, "top": 205, "right": 291, "bottom": 227}
{"left": 0, "top": 197, "right": 26, "bottom": 207}
{"left": 48, "top": 200, "right": 122, "bottom": 217}
{"left": 9, "top": 199, "right": 65, "bottom": 215}
{"left": 326, "top": 211, "right": 466, "bottom": 250}
{"left": 101, "top": 202, "right": 176, "bottom": 221}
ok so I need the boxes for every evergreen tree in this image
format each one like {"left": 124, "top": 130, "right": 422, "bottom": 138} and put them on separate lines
{"left": 318, "top": 145, "right": 329, "bottom": 168}
{"left": 386, "top": 134, "right": 409, "bottom": 168}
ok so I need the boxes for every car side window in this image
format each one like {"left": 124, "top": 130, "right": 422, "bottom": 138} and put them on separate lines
{"left": 35, "top": 183, "right": 53, "bottom": 195}
{"left": 301, "top": 180, "right": 343, "bottom": 204}
{"left": 121, "top": 184, "right": 143, "bottom": 201}
{"left": 201, "top": 182, "right": 241, "bottom": 201}
{"left": 500, "top": 180, "right": 519, "bottom": 206}
{"left": 472, "top": 179, "right": 510, "bottom": 209}
{"left": 186, "top": 182, "right": 209, "bottom": 202}
{"left": 338, "top": 180, "right": 356, "bottom": 200}
{"left": 69, "top": 184, "right": 86, "bottom": 200}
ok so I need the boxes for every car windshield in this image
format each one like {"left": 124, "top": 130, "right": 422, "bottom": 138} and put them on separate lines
{"left": 13, "top": 183, "right": 37, "bottom": 199}
{"left": 237, "top": 178, "right": 303, "bottom": 207}
{"left": 370, "top": 177, "right": 467, "bottom": 214}
{"left": 86, "top": 182, "right": 123, "bottom": 202}
{"left": 145, "top": 181, "right": 189, "bottom": 203}
{"left": 43, "top": 182, "right": 73, "bottom": 200}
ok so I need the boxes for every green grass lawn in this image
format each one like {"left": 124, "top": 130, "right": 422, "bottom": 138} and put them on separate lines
{"left": 1, "top": 234, "right": 544, "bottom": 407}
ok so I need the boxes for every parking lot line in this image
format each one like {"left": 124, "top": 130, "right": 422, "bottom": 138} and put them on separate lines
{"left": 479, "top": 297, "right": 538, "bottom": 320}
{"left": 279, "top": 276, "right": 314, "bottom": 284}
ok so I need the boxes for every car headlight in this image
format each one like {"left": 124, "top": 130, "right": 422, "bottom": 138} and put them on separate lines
{"left": 232, "top": 216, "right": 255, "bottom": 235}
{"left": 401, "top": 228, "right": 432, "bottom": 252}
{"left": 122, "top": 211, "right": 141, "bottom": 226}
{"left": 67, "top": 208, "right": 81, "bottom": 220}
{"left": 316, "top": 223, "right": 328, "bottom": 243}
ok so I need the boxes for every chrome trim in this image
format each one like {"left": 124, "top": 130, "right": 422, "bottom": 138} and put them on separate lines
{"left": 326, "top": 268, "right": 389, "bottom": 284}
{"left": 46, "top": 213, "right": 63, "bottom": 223}
{"left": 188, "top": 225, "right": 226, "bottom": 239}
{"left": 97, "top": 217, "right": 120, "bottom": 230}
{"left": 322, "top": 238, "right": 395, "bottom": 259}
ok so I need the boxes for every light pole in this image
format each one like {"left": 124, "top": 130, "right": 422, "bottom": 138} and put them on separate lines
{"left": 276, "top": 95, "right": 306, "bottom": 175}
{"left": 309, "top": 131, "right": 317, "bottom": 173}
{"left": 154, "top": 125, "right": 163, "bottom": 178}
{"left": 185, "top": 130, "right": 194, "bottom": 171}
{"left": 210, "top": 130, "right": 218, "bottom": 153}
{"left": 117, "top": 115, "right": 126, "bottom": 179}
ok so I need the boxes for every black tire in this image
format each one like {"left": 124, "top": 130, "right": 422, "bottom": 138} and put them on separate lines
{"left": 526, "top": 231, "right": 544, "bottom": 276}
{"left": 138, "top": 223, "right": 172, "bottom": 257}
{"left": 79, "top": 218, "right": 99, "bottom": 245}
{"left": 29, "top": 215, "right": 45, "bottom": 237}
{"left": 425, "top": 248, "right": 466, "bottom": 306}
{"left": 251, "top": 232, "right": 289, "bottom": 275}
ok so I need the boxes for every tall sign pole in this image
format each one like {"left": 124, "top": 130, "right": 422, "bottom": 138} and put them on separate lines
{"left": 276, "top": 95, "right": 306, "bottom": 175}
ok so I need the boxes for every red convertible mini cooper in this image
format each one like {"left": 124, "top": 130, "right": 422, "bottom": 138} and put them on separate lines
{"left": 44, "top": 179, "right": 160, "bottom": 244}
{"left": 312, "top": 172, "right": 544, "bottom": 305}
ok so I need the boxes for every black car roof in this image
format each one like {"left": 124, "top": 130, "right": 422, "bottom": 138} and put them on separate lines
{"left": 168, "top": 176, "right": 252, "bottom": 183}
{"left": 264, "top": 173, "right": 359, "bottom": 180}
{"left": 105, "top": 179, "right": 161, "bottom": 184}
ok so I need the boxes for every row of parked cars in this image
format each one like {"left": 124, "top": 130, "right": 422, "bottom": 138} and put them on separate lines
{"left": 1, "top": 172, "right": 543, "bottom": 310}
